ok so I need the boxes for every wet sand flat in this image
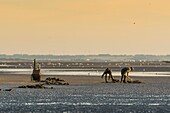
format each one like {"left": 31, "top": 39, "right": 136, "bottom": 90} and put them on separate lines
{"left": 0, "top": 74, "right": 170, "bottom": 85}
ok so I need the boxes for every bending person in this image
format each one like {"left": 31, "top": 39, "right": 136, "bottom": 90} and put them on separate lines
{"left": 121, "top": 67, "right": 134, "bottom": 83}
{"left": 101, "top": 68, "right": 114, "bottom": 83}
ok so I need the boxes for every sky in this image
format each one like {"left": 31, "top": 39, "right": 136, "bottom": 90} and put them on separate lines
{"left": 0, "top": 0, "right": 170, "bottom": 55}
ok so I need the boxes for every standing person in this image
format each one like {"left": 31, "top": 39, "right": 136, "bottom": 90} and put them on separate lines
{"left": 101, "top": 68, "right": 114, "bottom": 83}
{"left": 121, "top": 67, "right": 134, "bottom": 83}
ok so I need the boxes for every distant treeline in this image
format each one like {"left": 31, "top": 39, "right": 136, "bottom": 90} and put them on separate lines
{"left": 0, "top": 54, "right": 170, "bottom": 62}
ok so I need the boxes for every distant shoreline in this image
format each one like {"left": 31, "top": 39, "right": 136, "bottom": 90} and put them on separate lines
{"left": 0, "top": 54, "right": 170, "bottom": 62}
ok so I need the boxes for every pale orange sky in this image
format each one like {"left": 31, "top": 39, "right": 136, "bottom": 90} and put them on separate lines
{"left": 0, "top": 0, "right": 170, "bottom": 55}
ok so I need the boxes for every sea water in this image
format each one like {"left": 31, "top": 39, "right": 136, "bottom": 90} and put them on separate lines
{"left": 0, "top": 68, "right": 170, "bottom": 76}
{"left": 0, "top": 83, "right": 170, "bottom": 112}
{"left": 0, "top": 69, "right": 170, "bottom": 112}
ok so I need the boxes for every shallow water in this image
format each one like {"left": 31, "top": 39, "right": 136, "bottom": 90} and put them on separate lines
{"left": 0, "top": 68, "right": 170, "bottom": 76}
{"left": 0, "top": 83, "right": 170, "bottom": 113}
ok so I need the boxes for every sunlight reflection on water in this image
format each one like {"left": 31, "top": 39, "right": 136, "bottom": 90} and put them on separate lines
{"left": 0, "top": 68, "right": 170, "bottom": 76}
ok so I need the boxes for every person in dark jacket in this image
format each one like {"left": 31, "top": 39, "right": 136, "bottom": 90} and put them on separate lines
{"left": 101, "top": 68, "right": 114, "bottom": 83}
{"left": 121, "top": 67, "right": 134, "bottom": 83}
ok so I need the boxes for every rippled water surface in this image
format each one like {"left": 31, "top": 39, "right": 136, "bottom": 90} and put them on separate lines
{"left": 0, "top": 82, "right": 170, "bottom": 113}
{"left": 1, "top": 68, "right": 170, "bottom": 76}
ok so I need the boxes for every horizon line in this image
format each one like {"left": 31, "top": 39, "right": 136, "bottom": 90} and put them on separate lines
{"left": 0, "top": 54, "right": 170, "bottom": 56}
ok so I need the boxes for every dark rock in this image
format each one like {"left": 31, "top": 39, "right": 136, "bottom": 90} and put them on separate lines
{"left": 63, "top": 83, "right": 69, "bottom": 85}
{"left": 18, "top": 84, "right": 46, "bottom": 89}
{"left": 127, "top": 80, "right": 142, "bottom": 84}
{"left": 18, "top": 86, "right": 27, "bottom": 88}
{"left": 4, "top": 89, "right": 12, "bottom": 91}
{"left": 41, "top": 77, "right": 69, "bottom": 85}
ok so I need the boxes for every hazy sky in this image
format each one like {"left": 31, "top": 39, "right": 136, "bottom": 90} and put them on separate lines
{"left": 0, "top": 0, "right": 170, "bottom": 55}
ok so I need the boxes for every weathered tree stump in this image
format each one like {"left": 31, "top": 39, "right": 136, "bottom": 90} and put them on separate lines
{"left": 31, "top": 59, "right": 41, "bottom": 82}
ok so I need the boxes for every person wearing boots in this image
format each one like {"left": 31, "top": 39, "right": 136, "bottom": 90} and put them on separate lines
{"left": 121, "top": 67, "right": 134, "bottom": 83}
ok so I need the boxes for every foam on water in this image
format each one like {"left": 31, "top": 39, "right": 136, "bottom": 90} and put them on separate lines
{"left": 148, "top": 103, "right": 161, "bottom": 106}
